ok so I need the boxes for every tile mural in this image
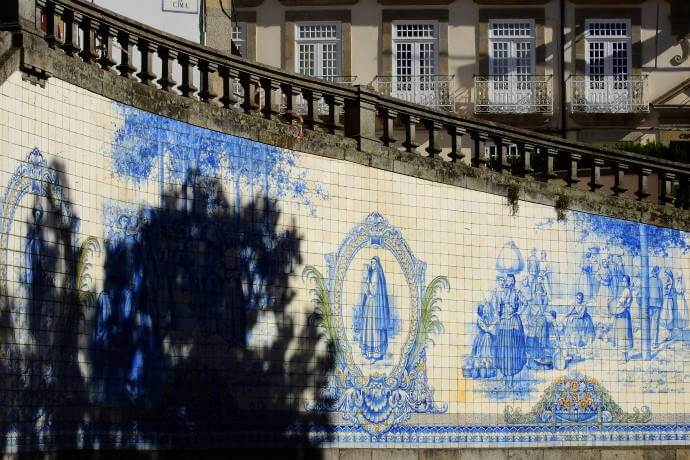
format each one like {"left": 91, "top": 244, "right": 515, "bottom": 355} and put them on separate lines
{"left": 1, "top": 73, "right": 690, "bottom": 451}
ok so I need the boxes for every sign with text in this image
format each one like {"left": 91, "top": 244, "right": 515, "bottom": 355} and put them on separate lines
{"left": 162, "top": 0, "right": 198, "bottom": 13}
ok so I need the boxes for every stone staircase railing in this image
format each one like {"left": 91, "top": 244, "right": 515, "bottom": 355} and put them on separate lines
{"left": 3, "top": 0, "right": 690, "bottom": 209}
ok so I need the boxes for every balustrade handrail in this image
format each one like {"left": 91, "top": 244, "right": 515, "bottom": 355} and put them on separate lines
{"left": 5, "top": 0, "right": 690, "bottom": 206}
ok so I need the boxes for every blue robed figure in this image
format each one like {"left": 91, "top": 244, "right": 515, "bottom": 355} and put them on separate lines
{"left": 357, "top": 256, "right": 392, "bottom": 361}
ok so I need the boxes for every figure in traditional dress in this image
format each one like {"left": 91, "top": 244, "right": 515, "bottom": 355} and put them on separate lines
{"left": 23, "top": 204, "right": 45, "bottom": 288}
{"left": 648, "top": 266, "right": 664, "bottom": 348}
{"left": 525, "top": 249, "right": 540, "bottom": 302}
{"left": 487, "top": 276, "right": 504, "bottom": 322}
{"left": 677, "top": 274, "right": 690, "bottom": 330}
{"left": 494, "top": 274, "right": 527, "bottom": 387}
{"left": 465, "top": 304, "right": 496, "bottom": 379}
{"left": 524, "top": 274, "right": 553, "bottom": 369}
{"left": 609, "top": 275, "right": 634, "bottom": 361}
{"left": 564, "top": 292, "right": 596, "bottom": 359}
{"left": 579, "top": 248, "right": 601, "bottom": 302}
{"left": 539, "top": 250, "right": 553, "bottom": 295}
{"left": 662, "top": 269, "right": 686, "bottom": 339}
{"left": 357, "top": 256, "right": 392, "bottom": 361}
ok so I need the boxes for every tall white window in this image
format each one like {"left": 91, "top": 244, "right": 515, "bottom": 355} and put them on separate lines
{"left": 392, "top": 21, "right": 438, "bottom": 93}
{"left": 585, "top": 19, "right": 631, "bottom": 95}
{"left": 232, "top": 22, "right": 247, "bottom": 57}
{"left": 488, "top": 20, "right": 535, "bottom": 103}
{"left": 295, "top": 23, "right": 341, "bottom": 80}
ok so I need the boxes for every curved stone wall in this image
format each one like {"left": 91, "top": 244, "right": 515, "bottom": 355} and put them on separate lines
{"left": 1, "top": 70, "right": 690, "bottom": 453}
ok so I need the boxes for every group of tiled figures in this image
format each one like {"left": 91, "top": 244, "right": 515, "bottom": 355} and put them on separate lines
{"left": 463, "top": 244, "right": 690, "bottom": 387}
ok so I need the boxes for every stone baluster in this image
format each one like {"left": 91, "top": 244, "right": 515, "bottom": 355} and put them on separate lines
{"left": 401, "top": 114, "right": 419, "bottom": 153}
{"left": 178, "top": 53, "right": 198, "bottom": 98}
{"left": 378, "top": 107, "right": 397, "bottom": 147}
{"left": 679, "top": 175, "right": 690, "bottom": 209}
{"left": 136, "top": 39, "right": 157, "bottom": 86}
{"left": 78, "top": 16, "right": 98, "bottom": 64}
{"left": 566, "top": 152, "right": 581, "bottom": 187}
{"left": 281, "top": 83, "right": 298, "bottom": 121}
{"left": 544, "top": 147, "right": 558, "bottom": 182}
{"left": 60, "top": 9, "right": 80, "bottom": 56}
{"left": 425, "top": 120, "right": 442, "bottom": 158}
{"left": 495, "top": 137, "right": 510, "bottom": 174}
{"left": 588, "top": 157, "right": 604, "bottom": 192}
{"left": 301, "top": 89, "right": 321, "bottom": 130}
{"left": 198, "top": 60, "right": 218, "bottom": 103}
{"left": 116, "top": 31, "right": 137, "bottom": 79}
{"left": 519, "top": 143, "right": 535, "bottom": 177}
{"left": 446, "top": 125, "right": 465, "bottom": 163}
{"left": 218, "top": 66, "right": 239, "bottom": 109}
{"left": 323, "top": 95, "right": 341, "bottom": 134}
{"left": 470, "top": 131, "right": 489, "bottom": 168}
{"left": 635, "top": 167, "right": 652, "bottom": 201}
{"left": 659, "top": 172, "right": 676, "bottom": 206}
{"left": 43, "top": 1, "right": 58, "bottom": 48}
{"left": 612, "top": 162, "right": 628, "bottom": 196}
{"left": 259, "top": 77, "right": 278, "bottom": 120}
{"left": 157, "top": 46, "right": 177, "bottom": 92}
{"left": 239, "top": 72, "right": 257, "bottom": 114}
{"left": 96, "top": 23, "right": 116, "bottom": 70}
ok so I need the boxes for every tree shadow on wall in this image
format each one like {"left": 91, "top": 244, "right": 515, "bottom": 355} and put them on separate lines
{"left": 84, "top": 171, "right": 334, "bottom": 457}
{"left": 0, "top": 164, "right": 333, "bottom": 459}
{"left": 0, "top": 159, "right": 91, "bottom": 456}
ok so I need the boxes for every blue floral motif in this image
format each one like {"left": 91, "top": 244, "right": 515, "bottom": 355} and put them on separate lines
{"left": 111, "top": 103, "right": 328, "bottom": 214}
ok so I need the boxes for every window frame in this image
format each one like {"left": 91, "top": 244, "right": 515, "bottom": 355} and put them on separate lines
{"left": 231, "top": 21, "right": 247, "bottom": 57}
{"left": 584, "top": 18, "right": 632, "bottom": 80}
{"left": 487, "top": 18, "right": 536, "bottom": 79}
{"left": 391, "top": 20, "right": 439, "bottom": 78}
{"left": 293, "top": 21, "right": 342, "bottom": 80}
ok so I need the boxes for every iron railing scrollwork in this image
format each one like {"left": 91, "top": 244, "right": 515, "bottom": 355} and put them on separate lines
{"left": 571, "top": 75, "right": 649, "bottom": 114}
{"left": 474, "top": 75, "right": 553, "bottom": 115}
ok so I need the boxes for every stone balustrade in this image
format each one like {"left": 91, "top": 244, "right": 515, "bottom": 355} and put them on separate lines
{"left": 5, "top": 0, "right": 690, "bottom": 209}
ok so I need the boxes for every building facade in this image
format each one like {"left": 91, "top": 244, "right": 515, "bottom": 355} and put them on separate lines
{"left": 227, "top": 0, "right": 690, "bottom": 148}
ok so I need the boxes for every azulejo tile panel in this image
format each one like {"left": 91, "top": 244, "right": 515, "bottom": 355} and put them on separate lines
{"left": 0, "top": 72, "right": 690, "bottom": 451}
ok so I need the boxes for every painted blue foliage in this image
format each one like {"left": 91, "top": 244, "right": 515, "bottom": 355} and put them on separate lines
{"left": 572, "top": 211, "right": 690, "bottom": 256}
{"left": 111, "top": 103, "right": 328, "bottom": 214}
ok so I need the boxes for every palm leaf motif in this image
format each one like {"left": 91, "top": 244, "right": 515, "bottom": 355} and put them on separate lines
{"left": 303, "top": 265, "right": 341, "bottom": 362}
{"left": 414, "top": 275, "right": 449, "bottom": 360}
{"left": 76, "top": 236, "right": 101, "bottom": 308}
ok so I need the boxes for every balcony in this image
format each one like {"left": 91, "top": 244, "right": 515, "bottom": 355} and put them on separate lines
{"left": 474, "top": 75, "right": 553, "bottom": 114}
{"left": 373, "top": 75, "right": 455, "bottom": 111}
{"left": 571, "top": 75, "right": 649, "bottom": 114}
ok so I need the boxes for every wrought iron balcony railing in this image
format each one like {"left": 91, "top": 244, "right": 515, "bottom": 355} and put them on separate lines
{"left": 474, "top": 75, "right": 553, "bottom": 114}
{"left": 293, "top": 76, "right": 356, "bottom": 115}
{"left": 10, "top": 0, "right": 690, "bottom": 211}
{"left": 373, "top": 75, "right": 455, "bottom": 111}
{"left": 571, "top": 75, "right": 649, "bottom": 114}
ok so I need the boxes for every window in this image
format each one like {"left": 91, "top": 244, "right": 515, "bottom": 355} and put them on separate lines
{"left": 392, "top": 21, "right": 438, "bottom": 86}
{"left": 488, "top": 20, "right": 535, "bottom": 82}
{"left": 585, "top": 20, "right": 631, "bottom": 89}
{"left": 295, "top": 23, "right": 341, "bottom": 80}
{"left": 232, "top": 22, "right": 247, "bottom": 57}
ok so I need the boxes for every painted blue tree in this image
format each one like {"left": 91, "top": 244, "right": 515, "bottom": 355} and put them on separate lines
{"left": 111, "top": 103, "right": 328, "bottom": 215}
{"left": 571, "top": 211, "right": 690, "bottom": 359}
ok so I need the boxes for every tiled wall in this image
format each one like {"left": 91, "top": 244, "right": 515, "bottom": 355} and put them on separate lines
{"left": 1, "top": 71, "right": 690, "bottom": 452}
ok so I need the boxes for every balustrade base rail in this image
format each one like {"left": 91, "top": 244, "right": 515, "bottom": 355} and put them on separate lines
{"left": 2, "top": 0, "right": 689, "bottom": 211}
